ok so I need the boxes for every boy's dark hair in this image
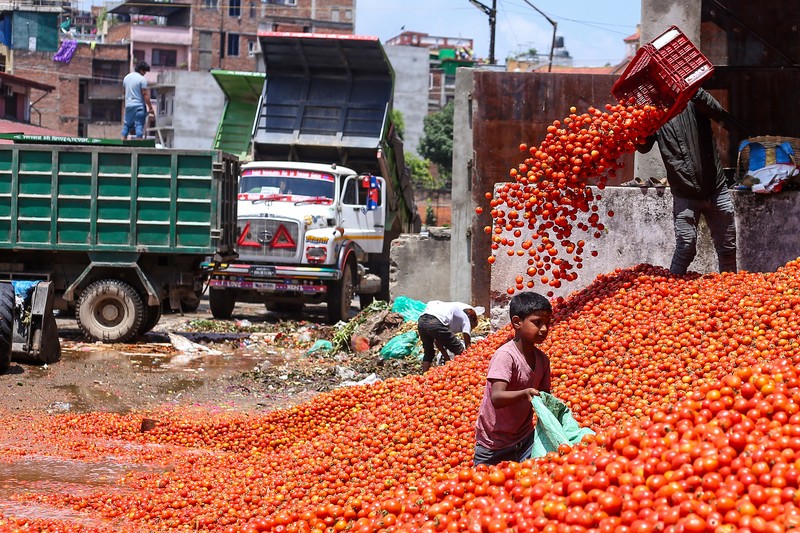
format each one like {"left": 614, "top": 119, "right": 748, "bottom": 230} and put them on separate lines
{"left": 509, "top": 292, "right": 552, "bottom": 320}
{"left": 136, "top": 61, "right": 151, "bottom": 73}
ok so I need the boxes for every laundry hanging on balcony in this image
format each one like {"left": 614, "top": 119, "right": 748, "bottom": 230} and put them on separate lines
{"left": 53, "top": 40, "right": 78, "bottom": 64}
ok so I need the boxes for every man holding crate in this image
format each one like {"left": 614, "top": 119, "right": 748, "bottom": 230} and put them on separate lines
{"left": 637, "top": 88, "right": 737, "bottom": 275}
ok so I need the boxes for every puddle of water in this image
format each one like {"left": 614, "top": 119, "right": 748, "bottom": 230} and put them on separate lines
{"left": 0, "top": 455, "right": 165, "bottom": 528}
{"left": 50, "top": 384, "right": 125, "bottom": 413}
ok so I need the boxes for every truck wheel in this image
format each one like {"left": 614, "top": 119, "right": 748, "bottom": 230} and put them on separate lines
{"left": 209, "top": 289, "right": 235, "bottom": 320}
{"left": 0, "top": 282, "right": 13, "bottom": 374}
{"left": 138, "top": 304, "right": 162, "bottom": 336}
{"left": 180, "top": 289, "right": 203, "bottom": 313}
{"left": 76, "top": 280, "right": 144, "bottom": 343}
{"left": 327, "top": 261, "right": 354, "bottom": 323}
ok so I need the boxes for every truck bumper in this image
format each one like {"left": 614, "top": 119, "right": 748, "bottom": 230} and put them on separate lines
{"left": 207, "top": 262, "right": 338, "bottom": 294}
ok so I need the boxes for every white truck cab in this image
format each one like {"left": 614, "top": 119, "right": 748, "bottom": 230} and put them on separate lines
{"left": 209, "top": 161, "right": 389, "bottom": 322}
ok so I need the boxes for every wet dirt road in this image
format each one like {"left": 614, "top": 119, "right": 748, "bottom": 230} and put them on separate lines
{"left": 0, "top": 300, "right": 335, "bottom": 415}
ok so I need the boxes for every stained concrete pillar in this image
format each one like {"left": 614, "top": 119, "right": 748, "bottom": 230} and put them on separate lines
{"left": 450, "top": 68, "right": 475, "bottom": 304}
{"left": 635, "top": 0, "right": 703, "bottom": 182}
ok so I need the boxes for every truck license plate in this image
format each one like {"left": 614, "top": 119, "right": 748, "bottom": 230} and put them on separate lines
{"left": 249, "top": 265, "right": 275, "bottom": 277}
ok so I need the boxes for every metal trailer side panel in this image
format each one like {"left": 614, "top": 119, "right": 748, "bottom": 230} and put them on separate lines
{"left": 0, "top": 144, "right": 238, "bottom": 256}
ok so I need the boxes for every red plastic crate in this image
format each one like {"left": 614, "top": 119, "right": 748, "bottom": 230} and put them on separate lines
{"left": 612, "top": 25, "right": 714, "bottom": 126}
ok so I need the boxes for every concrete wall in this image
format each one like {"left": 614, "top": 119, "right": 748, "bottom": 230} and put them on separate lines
{"left": 390, "top": 228, "right": 452, "bottom": 302}
{"left": 385, "top": 45, "right": 430, "bottom": 157}
{"left": 167, "top": 71, "right": 225, "bottom": 150}
{"left": 490, "top": 187, "right": 800, "bottom": 321}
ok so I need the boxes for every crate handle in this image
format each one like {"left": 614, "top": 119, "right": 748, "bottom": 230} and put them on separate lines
{"left": 651, "top": 28, "right": 680, "bottom": 50}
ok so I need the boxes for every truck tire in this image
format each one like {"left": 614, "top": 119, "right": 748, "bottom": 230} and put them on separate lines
{"left": 180, "top": 289, "right": 203, "bottom": 313}
{"left": 29, "top": 313, "right": 61, "bottom": 365}
{"left": 327, "top": 261, "right": 354, "bottom": 323}
{"left": 0, "top": 282, "right": 13, "bottom": 374}
{"left": 209, "top": 289, "right": 235, "bottom": 320}
{"left": 76, "top": 280, "right": 144, "bottom": 343}
{"left": 138, "top": 304, "right": 162, "bottom": 336}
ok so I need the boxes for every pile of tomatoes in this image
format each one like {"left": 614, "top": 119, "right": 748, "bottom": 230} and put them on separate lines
{"left": 1, "top": 258, "right": 800, "bottom": 532}
{"left": 480, "top": 102, "right": 665, "bottom": 296}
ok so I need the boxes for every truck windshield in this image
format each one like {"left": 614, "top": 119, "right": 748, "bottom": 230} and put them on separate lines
{"left": 239, "top": 172, "right": 335, "bottom": 202}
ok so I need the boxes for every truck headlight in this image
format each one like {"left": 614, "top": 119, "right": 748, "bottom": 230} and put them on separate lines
{"left": 305, "top": 246, "right": 327, "bottom": 263}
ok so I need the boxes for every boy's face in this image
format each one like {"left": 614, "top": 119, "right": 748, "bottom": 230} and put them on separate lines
{"left": 511, "top": 310, "right": 551, "bottom": 344}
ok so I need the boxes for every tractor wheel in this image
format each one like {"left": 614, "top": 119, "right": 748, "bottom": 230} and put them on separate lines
{"left": 209, "top": 289, "right": 236, "bottom": 320}
{"left": 327, "top": 261, "right": 354, "bottom": 324}
{"left": 0, "top": 282, "right": 13, "bottom": 374}
{"left": 76, "top": 280, "right": 144, "bottom": 343}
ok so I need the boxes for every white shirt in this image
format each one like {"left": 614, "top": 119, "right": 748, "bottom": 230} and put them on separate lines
{"left": 423, "top": 300, "right": 472, "bottom": 334}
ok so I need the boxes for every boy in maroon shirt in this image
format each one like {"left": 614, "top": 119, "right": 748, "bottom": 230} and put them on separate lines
{"left": 474, "top": 292, "right": 552, "bottom": 465}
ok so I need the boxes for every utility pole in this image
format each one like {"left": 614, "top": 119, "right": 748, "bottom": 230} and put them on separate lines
{"left": 521, "top": 0, "right": 557, "bottom": 72}
{"left": 468, "top": 0, "right": 497, "bottom": 65}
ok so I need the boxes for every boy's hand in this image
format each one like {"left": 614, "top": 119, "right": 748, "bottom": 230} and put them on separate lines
{"left": 525, "top": 388, "right": 541, "bottom": 399}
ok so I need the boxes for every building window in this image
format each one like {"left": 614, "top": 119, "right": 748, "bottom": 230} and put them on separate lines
{"left": 229, "top": 0, "right": 241, "bottom": 17}
{"left": 227, "top": 33, "right": 240, "bottom": 57}
{"left": 94, "top": 60, "right": 123, "bottom": 85}
{"left": 262, "top": 0, "right": 296, "bottom": 5}
{"left": 249, "top": 1, "right": 256, "bottom": 18}
{"left": 202, "top": 0, "right": 218, "bottom": 8}
{"left": 133, "top": 50, "right": 145, "bottom": 64}
{"left": 152, "top": 49, "right": 177, "bottom": 67}
{"left": 247, "top": 39, "right": 258, "bottom": 57}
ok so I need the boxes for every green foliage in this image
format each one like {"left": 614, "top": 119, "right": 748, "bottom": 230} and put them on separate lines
{"left": 418, "top": 101, "right": 454, "bottom": 187}
{"left": 389, "top": 109, "right": 405, "bottom": 140}
{"left": 405, "top": 152, "right": 440, "bottom": 191}
{"left": 425, "top": 201, "right": 437, "bottom": 226}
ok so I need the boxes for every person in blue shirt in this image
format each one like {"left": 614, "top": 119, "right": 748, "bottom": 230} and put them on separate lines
{"left": 121, "top": 62, "right": 154, "bottom": 140}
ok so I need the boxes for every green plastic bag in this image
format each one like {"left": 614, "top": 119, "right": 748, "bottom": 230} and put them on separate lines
{"left": 531, "top": 392, "right": 595, "bottom": 458}
{"left": 379, "top": 331, "right": 421, "bottom": 360}
{"left": 391, "top": 296, "right": 427, "bottom": 322}
{"left": 305, "top": 339, "right": 333, "bottom": 356}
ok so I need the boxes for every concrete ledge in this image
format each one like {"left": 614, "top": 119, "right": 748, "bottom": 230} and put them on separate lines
{"left": 491, "top": 187, "right": 800, "bottom": 314}
{"left": 390, "top": 228, "right": 452, "bottom": 302}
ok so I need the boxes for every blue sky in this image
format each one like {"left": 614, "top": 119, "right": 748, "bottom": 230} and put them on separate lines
{"left": 355, "top": 0, "right": 642, "bottom": 67}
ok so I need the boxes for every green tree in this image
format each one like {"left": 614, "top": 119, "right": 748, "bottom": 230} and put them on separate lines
{"left": 405, "top": 152, "right": 439, "bottom": 191}
{"left": 389, "top": 108, "right": 405, "bottom": 140}
{"left": 418, "top": 101, "right": 454, "bottom": 188}
{"left": 425, "top": 201, "right": 437, "bottom": 226}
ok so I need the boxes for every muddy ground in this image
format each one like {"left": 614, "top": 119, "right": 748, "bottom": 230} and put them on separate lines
{"left": 0, "top": 299, "right": 424, "bottom": 415}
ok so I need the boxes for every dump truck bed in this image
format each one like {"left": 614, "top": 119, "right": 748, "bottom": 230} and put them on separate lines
{"left": 252, "top": 32, "right": 394, "bottom": 171}
{"left": 0, "top": 143, "right": 238, "bottom": 255}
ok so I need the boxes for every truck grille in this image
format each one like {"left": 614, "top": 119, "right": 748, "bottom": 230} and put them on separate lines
{"left": 237, "top": 218, "right": 301, "bottom": 261}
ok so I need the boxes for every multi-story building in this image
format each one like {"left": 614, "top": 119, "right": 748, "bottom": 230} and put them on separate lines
{"left": 106, "top": 0, "right": 354, "bottom": 74}
{"left": 3, "top": 0, "right": 355, "bottom": 138}
{"left": 385, "top": 31, "right": 477, "bottom": 113}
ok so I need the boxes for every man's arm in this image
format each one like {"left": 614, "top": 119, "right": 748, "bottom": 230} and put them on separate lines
{"left": 462, "top": 332, "right": 471, "bottom": 351}
{"left": 142, "top": 83, "right": 154, "bottom": 115}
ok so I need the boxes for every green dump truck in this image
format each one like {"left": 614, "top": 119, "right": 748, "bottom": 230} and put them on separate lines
{"left": 0, "top": 137, "right": 238, "bottom": 342}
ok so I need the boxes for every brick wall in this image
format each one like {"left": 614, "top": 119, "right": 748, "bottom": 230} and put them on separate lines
{"left": 191, "top": 0, "right": 355, "bottom": 71}
{"left": 13, "top": 43, "right": 129, "bottom": 136}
